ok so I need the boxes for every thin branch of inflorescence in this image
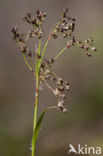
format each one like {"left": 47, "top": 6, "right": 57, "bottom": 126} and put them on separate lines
{"left": 55, "top": 47, "right": 67, "bottom": 60}
{"left": 22, "top": 53, "right": 33, "bottom": 72}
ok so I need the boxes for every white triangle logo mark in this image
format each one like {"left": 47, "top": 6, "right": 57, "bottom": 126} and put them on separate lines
{"left": 68, "top": 144, "right": 78, "bottom": 154}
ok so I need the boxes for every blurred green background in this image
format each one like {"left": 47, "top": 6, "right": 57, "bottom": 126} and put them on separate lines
{"left": 0, "top": 0, "right": 103, "bottom": 155}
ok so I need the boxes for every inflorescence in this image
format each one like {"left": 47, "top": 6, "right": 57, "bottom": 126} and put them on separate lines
{"left": 11, "top": 8, "right": 96, "bottom": 113}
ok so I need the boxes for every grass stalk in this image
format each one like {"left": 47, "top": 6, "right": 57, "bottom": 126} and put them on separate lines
{"left": 32, "top": 71, "right": 39, "bottom": 156}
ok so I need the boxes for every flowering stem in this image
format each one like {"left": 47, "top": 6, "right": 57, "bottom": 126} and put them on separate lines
{"left": 11, "top": 8, "right": 97, "bottom": 156}
{"left": 32, "top": 71, "right": 39, "bottom": 156}
{"left": 32, "top": 40, "right": 41, "bottom": 156}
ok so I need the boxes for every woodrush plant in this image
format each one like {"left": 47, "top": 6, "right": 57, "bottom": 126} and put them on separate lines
{"left": 11, "top": 8, "right": 96, "bottom": 156}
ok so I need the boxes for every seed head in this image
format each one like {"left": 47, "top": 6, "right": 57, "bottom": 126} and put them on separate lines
{"left": 28, "top": 51, "right": 32, "bottom": 57}
{"left": 86, "top": 52, "right": 91, "bottom": 57}
{"left": 11, "top": 26, "right": 18, "bottom": 34}
{"left": 53, "top": 88, "right": 59, "bottom": 96}
{"left": 91, "top": 47, "right": 96, "bottom": 51}
{"left": 11, "top": 9, "right": 97, "bottom": 115}
{"left": 62, "top": 8, "right": 69, "bottom": 18}
{"left": 19, "top": 45, "right": 28, "bottom": 53}
{"left": 63, "top": 108, "right": 68, "bottom": 113}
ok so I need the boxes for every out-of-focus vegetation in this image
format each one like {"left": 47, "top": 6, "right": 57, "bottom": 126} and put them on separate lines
{"left": 0, "top": 0, "right": 103, "bottom": 155}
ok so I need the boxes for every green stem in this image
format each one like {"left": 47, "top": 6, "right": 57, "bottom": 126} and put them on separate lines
{"left": 38, "top": 40, "right": 41, "bottom": 55}
{"left": 38, "top": 40, "right": 48, "bottom": 69}
{"left": 32, "top": 38, "right": 41, "bottom": 156}
{"left": 32, "top": 72, "right": 39, "bottom": 156}
{"left": 38, "top": 34, "right": 52, "bottom": 69}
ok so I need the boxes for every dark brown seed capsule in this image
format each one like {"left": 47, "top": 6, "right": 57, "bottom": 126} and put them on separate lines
{"left": 52, "top": 33, "right": 57, "bottom": 39}
{"left": 72, "top": 18, "right": 76, "bottom": 21}
{"left": 37, "top": 54, "right": 41, "bottom": 59}
{"left": 41, "top": 64, "right": 45, "bottom": 68}
{"left": 62, "top": 8, "right": 68, "bottom": 18}
{"left": 86, "top": 52, "right": 91, "bottom": 57}
{"left": 84, "top": 45, "right": 89, "bottom": 50}
{"left": 32, "top": 18, "right": 38, "bottom": 26}
{"left": 65, "top": 82, "right": 69, "bottom": 85}
{"left": 27, "top": 13, "right": 31, "bottom": 18}
{"left": 28, "top": 51, "right": 32, "bottom": 57}
{"left": 11, "top": 26, "right": 18, "bottom": 34}
{"left": 53, "top": 78, "right": 56, "bottom": 81}
{"left": 58, "top": 78, "right": 63, "bottom": 84}
{"left": 50, "top": 58, "right": 55, "bottom": 63}
{"left": 36, "top": 10, "right": 40, "bottom": 15}
{"left": 46, "top": 59, "right": 50, "bottom": 65}
{"left": 20, "top": 46, "right": 28, "bottom": 53}
{"left": 80, "top": 45, "right": 84, "bottom": 49}
{"left": 58, "top": 86, "right": 64, "bottom": 92}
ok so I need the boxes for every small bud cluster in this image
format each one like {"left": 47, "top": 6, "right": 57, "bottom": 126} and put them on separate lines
{"left": 76, "top": 37, "right": 96, "bottom": 56}
{"left": 36, "top": 54, "right": 70, "bottom": 112}
{"left": 40, "top": 58, "right": 55, "bottom": 76}
{"left": 28, "top": 29, "right": 43, "bottom": 39}
{"left": 40, "top": 64, "right": 70, "bottom": 112}
{"left": 51, "top": 8, "right": 76, "bottom": 39}
{"left": 22, "top": 10, "right": 46, "bottom": 39}
{"left": 49, "top": 8, "right": 96, "bottom": 57}
{"left": 11, "top": 26, "right": 34, "bottom": 58}
{"left": 11, "top": 10, "right": 47, "bottom": 63}
{"left": 11, "top": 26, "right": 25, "bottom": 43}
{"left": 23, "top": 10, "right": 46, "bottom": 25}
{"left": 52, "top": 77, "right": 70, "bottom": 112}
{"left": 66, "top": 36, "right": 76, "bottom": 48}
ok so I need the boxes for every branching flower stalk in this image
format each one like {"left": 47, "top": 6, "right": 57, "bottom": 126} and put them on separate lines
{"left": 11, "top": 8, "right": 96, "bottom": 156}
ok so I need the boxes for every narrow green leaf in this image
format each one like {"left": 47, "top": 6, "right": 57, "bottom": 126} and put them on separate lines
{"left": 33, "top": 106, "right": 57, "bottom": 148}
{"left": 33, "top": 109, "right": 47, "bottom": 145}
